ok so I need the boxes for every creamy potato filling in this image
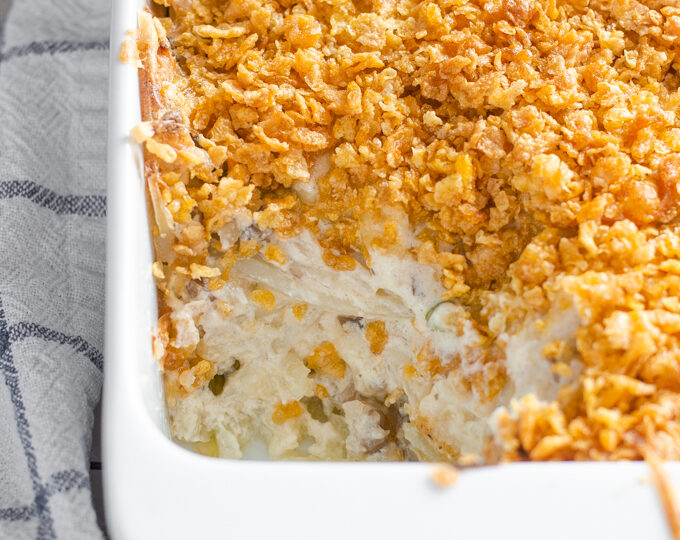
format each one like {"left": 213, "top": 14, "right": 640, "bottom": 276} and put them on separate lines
{"left": 164, "top": 225, "right": 575, "bottom": 460}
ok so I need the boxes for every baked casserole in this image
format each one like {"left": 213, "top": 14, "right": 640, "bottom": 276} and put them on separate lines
{"left": 124, "top": 0, "right": 680, "bottom": 463}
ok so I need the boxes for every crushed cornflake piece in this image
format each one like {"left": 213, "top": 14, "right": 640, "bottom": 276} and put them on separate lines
{"left": 189, "top": 263, "right": 220, "bottom": 279}
{"left": 145, "top": 139, "right": 177, "bottom": 163}
{"left": 264, "top": 245, "right": 286, "bottom": 265}
{"left": 272, "top": 401, "right": 304, "bottom": 425}
{"left": 423, "top": 110, "right": 443, "bottom": 127}
{"left": 251, "top": 289, "right": 276, "bottom": 311}
{"left": 178, "top": 360, "right": 214, "bottom": 391}
{"left": 292, "top": 302, "right": 308, "bottom": 321}
{"left": 118, "top": 36, "right": 141, "bottom": 67}
{"left": 365, "top": 321, "right": 388, "bottom": 355}
{"left": 130, "top": 121, "right": 154, "bottom": 143}
{"left": 305, "top": 342, "right": 346, "bottom": 379}
{"left": 151, "top": 261, "right": 165, "bottom": 279}
{"left": 430, "top": 464, "right": 459, "bottom": 488}
{"left": 315, "top": 384, "right": 329, "bottom": 399}
{"left": 194, "top": 24, "right": 246, "bottom": 39}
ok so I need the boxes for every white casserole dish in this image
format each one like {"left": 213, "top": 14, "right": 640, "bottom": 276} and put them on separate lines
{"left": 103, "top": 1, "right": 680, "bottom": 538}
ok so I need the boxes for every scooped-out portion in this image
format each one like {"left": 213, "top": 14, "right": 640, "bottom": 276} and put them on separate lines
{"left": 128, "top": 0, "right": 680, "bottom": 462}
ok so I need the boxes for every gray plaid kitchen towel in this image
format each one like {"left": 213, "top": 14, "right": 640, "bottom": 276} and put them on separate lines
{"left": 0, "top": 0, "right": 109, "bottom": 537}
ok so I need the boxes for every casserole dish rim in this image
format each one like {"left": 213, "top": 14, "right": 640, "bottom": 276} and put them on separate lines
{"left": 102, "top": 1, "right": 679, "bottom": 538}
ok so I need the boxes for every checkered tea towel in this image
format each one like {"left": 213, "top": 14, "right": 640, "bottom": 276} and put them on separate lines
{"left": 0, "top": 0, "right": 109, "bottom": 537}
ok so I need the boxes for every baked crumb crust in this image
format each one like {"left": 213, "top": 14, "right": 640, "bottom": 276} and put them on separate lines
{"left": 129, "top": 0, "right": 680, "bottom": 462}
